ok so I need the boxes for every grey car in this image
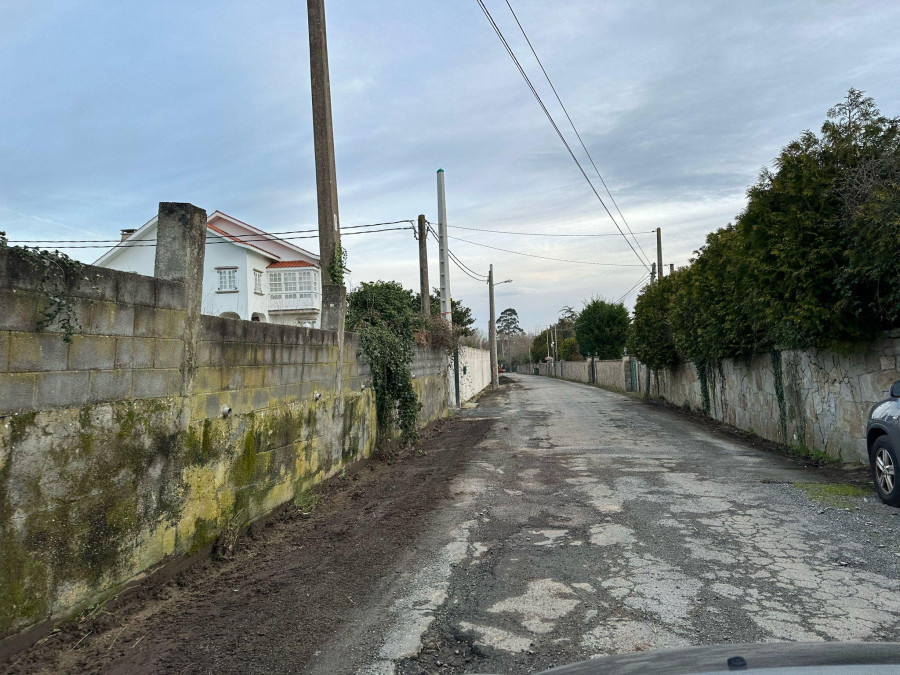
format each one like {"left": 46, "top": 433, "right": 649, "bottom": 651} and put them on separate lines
{"left": 867, "top": 380, "right": 900, "bottom": 506}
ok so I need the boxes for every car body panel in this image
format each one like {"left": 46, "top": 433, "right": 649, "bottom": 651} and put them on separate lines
{"left": 866, "top": 395, "right": 900, "bottom": 457}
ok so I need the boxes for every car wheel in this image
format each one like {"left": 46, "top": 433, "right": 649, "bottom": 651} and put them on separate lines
{"left": 871, "top": 436, "right": 900, "bottom": 506}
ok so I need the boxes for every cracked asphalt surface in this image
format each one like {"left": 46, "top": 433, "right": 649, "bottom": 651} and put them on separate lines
{"left": 312, "top": 374, "right": 900, "bottom": 674}
{"left": 9, "top": 374, "right": 900, "bottom": 674}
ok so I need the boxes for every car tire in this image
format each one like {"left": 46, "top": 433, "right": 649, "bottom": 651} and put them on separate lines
{"left": 871, "top": 436, "right": 900, "bottom": 506}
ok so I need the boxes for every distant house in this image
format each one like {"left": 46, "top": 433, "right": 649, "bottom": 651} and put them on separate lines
{"left": 96, "top": 211, "right": 322, "bottom": 327}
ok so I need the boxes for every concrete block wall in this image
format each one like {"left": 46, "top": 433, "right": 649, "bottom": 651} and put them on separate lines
{"left": 0, "top": 224, "right": 450, "bottom": 638}
{"left": 453, "top": 346, "right": 491, "bottom": 404}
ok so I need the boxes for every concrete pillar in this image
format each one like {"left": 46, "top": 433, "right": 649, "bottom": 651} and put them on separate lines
{"left": 154, "top": 202, "right": 207, "bottom": 420}
{"left": 321, "top": 284, "right": 346, "bottom": 336}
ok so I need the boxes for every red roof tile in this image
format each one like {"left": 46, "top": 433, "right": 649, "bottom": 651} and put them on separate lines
{"left": 267, "top": 260, "right": 316, "bottom": 269}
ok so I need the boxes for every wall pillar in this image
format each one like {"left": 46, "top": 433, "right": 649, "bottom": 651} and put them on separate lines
{"left": 154, "top": 202, "right": 207, "bottom": 424}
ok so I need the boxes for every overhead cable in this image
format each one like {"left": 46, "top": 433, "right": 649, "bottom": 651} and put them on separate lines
{"left": 616, "top": 273, "right": 651, "bottom": 304}
{"left": 449, "top": 224, "right": 656, "bottom": 238}
{"left": 474, "top": 0, "right": 649, "bottom": 270}
{"left": 447, "top": 233, "right": 645, "bottom": 267}
{"left": 502, "top": 0, "right": 652, "bottom": 267}
{"left": 426, "top": 223, "right": 489, "bottom": 280}
{"left": 6, "top": 220, "right": 414, "bottom": 245}
{"left": 13, "top": 225, "right": 415, "bottom": 250}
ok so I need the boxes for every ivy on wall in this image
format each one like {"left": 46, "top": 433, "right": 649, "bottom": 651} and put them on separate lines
{"left": 1, "top": 232, "right": 86, "bottom": 343}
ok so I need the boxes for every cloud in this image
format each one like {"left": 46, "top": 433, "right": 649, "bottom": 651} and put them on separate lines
{"left": 2, "top": 0, "right": 900, "bottom": 334}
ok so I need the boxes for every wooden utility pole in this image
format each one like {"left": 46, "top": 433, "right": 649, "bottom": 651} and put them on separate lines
{"left": 417, "top": 215, "right": 430, "bottom": 318}
{"left": 489, "top": 265, "right": 499, "bottom": 390}
{"left": 656, "top": 227, "right": 663, "bottom": 280}
{"left": 307, "top": 0, "right": 343, "bottom": 330}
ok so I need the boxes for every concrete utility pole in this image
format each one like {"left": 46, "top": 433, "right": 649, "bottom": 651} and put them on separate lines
{"left": 650, "top": 262, "right": 657, "bottom": 285}
{"left": 489, "top": 265, "right": 499, "bottom": 390}
{"left": 437, "top": 169, "right": 452, "bottom": 327}
{"left": 553, "top": 325, "right": 559, "bottom": 377}
{"left": 307, "top": 0, "right": 344, "bottom": 331}
{"left": 656, "top": 227, "right": 663, "bottom": 280}
{"left": 417, "top": 214, "right": 430, "bottom": 319}
{"left": 669, "top": 263, "right": 675, "bottom": 275}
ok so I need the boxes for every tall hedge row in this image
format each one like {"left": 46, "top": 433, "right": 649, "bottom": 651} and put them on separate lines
{"left": 628, "top": 90, "right": 900, "bottom": 369}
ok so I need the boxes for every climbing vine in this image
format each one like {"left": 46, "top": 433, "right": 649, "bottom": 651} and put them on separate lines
{"left": 1, "top": 232, "right": 85, "bottom": 343}
{"left": 359, "top": 324, "right": 421, "bottom": 445}
{"left": 327, "top": 242, "right": 348, "bottom": 286}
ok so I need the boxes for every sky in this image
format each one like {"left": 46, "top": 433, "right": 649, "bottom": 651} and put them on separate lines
{"left": 2, "top": 1, "right": 900, "bottom": 335}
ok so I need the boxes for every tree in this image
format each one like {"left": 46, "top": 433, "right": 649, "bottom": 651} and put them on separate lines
{"left": 530, "top": 328, "right": 552, "bottom": 363}
{"left": 497, "top": 308, "right": 524, "bottom": 335}
{"left": 574, "top": 298, "right": 630, "bottom": 360}
{"left": 558, "top": 337, "right": 583, "bottom": 361}
{"left": 623, "top": 89, "right": 900, "bottom": 371}
{"left": 558, "top": 305, "right": 579, "bottom": 324}
{"left": 628, "top": 272, "right": 681, "bottom": 371}
{"left": 412, "top": 289, "right": 476, "bottom": 336}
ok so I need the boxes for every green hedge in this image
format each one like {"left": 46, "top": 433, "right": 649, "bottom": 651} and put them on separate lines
{"left": 629, "top": 90, "right": 900, "bottom": 369}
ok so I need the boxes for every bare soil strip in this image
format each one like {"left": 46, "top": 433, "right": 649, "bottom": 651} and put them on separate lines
{"left": 4, "top": 413, "right": 493, "bottom": 675}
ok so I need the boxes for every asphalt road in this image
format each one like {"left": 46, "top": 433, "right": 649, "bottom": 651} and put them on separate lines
{"left": 310, "top": 373, "right": 900, "bottom": 675}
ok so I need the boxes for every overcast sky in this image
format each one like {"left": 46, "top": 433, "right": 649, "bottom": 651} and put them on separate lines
{"left": 2, "top": 1, "right": 899, "bottom": 334}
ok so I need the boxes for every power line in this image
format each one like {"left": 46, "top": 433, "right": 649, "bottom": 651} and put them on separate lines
{"left": 448, "top": 252, "right": 489, "bottom": 282}
{"left": 449, "top": 249, "right": 489, "bottom": 280}
{"left": 615, "top": 273, "right": 651, "bottom": 304}
{"left": 6, "top": 220, "right": 414, "bottom": 245}
{"left": 447, "top": 233, "right": 645, "bottom": 267}
{"left": 474, "top": 0, "right": 649, "bottom": 270}
{"left": 426, "top": 224, "right": 489, "bottom": 281}
{"left": 450, "top": 224, "right": 656, "bottom": 238}
{"left": 12, "top": 226, "right": 414, "bottom": 250}
{"left": 502, "top": 0, "right": 653, "bottom": 267}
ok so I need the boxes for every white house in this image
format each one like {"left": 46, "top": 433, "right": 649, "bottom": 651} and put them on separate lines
{"left": 96, "top": 211, "right": 323, "bottom": 327}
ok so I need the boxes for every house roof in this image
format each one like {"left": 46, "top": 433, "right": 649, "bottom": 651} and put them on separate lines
{"left": 93, "top": 211, "right": 320, "bottom": 269}
{"left": 205, "top": 222, "right": 275, "bottom": 258}
{"left": 207, "top": 211, "right": 319, "bottom": 264}
{"left": 267, "top": 260, "right": 316, "bottom": 269}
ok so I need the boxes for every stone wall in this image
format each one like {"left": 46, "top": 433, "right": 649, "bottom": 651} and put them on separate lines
{"left": 516, "top": 335, "right": 899, "bottom": 463}
{"left": 0, "top": 205, "right": 459, "bottom": 637}
{"left": 652, "top": 334, "right": 900, "bottom": 462}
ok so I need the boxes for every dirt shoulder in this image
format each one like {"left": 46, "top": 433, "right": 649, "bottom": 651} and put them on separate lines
{"left": 3, "top": 413, "right": 494, "bottom": 675}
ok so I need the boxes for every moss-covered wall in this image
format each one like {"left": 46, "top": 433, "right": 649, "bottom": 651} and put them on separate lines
{"left": 0, "top": 246, "right": 451, "bottom": 638}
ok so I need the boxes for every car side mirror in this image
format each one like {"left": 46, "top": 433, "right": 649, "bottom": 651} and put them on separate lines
{"left": 891, "top": 381, "right": 900, "bottom": 398}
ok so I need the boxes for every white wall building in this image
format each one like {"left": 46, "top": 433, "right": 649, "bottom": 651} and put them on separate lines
{"left": 96, "top": 211, "right": 323, "bottom": 327}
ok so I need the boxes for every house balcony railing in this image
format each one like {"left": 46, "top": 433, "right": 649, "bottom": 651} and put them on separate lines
{"left": 268, "top": 292, "right": 321, "bottom": 312}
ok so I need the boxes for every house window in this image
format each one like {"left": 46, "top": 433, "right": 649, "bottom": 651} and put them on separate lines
{"left": 269, "top": 270, "right": 319, "bottom": 303}
{"left": 254, "top": 270, "right": 264, "bottom": 294}
{"left": 217, "top": 268, "right": 237, "bottom": 292}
